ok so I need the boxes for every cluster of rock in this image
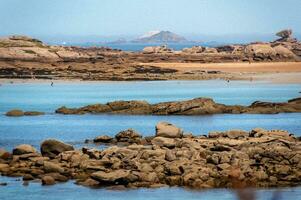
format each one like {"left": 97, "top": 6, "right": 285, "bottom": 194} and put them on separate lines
{"left": 1, "top": 122, "right": 301, "bottom": 189}
{"left": 142, "top": 45, "right": 173, "bottom": 54}
{"left": 55, "top": 97, "right": 301, "bottom": 115}
{"left": 5, "top": 109, "right": 44, "bottom": 117}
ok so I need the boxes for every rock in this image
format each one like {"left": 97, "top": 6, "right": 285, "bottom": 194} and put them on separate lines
{"left": 225, "top": 130, "right": 248, "bottom": 139}
{"left": 5, "top": 109, "right": 24, "bottom": 117}
{"left": 24, "top": 111, "right": 45, "bottom": 116}
{"left": 244, "top": 44, "right": 276, "bottom": 59}
{"left": 93, "top": 135, "right": 113, "bottom": 143}
{"left": 155, "top": 122, "right": 183, "bottom": 138}
{"left": 0, "top": 182, "right": 8, "bottom": 186}
{"left": 142, "top": 45, "right": 173, "bottom": 54}
{"left": 91, "top": 170, "right": 131, "bottom": 184}
{"left": 115, "top": 129, "right": 142, "bottom": 143}
{"left": 77, "top": 178, "right": 100, "bottom": 187}
{"left": 276, "top": 29, "right": 292, "bottom": 39}
{"left": 23, "top": 174, "right": 34, "bottom": 181}
{"left": 41, "top": 176, "right": 55, "bottom": 185}
{"left": 43, "top": 161, "right": 64, "bottom": 173}
{"left": 203, "top": 47, "right": 218, "bottom": 53}
{"left": 151, "top": 137, "right": 176, "bottom": 148}
{"left": 182, "top": 46, "right": 203, "bottom": 54}
{"left": 12, "top": 144, "right": 36, "bottom": 155}
{"left": 40, "top": 139, "right": 74, "bottom": 158}
{"left": 0, "top": 149, "right": 11, "bottom": 160}
{"left": 273, "top": 45, "right": 296, "bottom": 58}
{"left": 0, "top": 163, "right": 10, "bottom": 172}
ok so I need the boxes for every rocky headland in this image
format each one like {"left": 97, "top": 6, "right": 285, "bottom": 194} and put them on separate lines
{"left": 54, "top": 97, "right": 301, "bottom": 115}
{"left": 1, "top": 122, "right": 301, "bottom": 189}
{"left": 0, "top": 29, "right": 300, "bottom": 81}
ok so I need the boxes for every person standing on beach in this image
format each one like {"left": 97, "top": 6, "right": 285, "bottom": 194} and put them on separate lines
{"left": 51, "top": 82, "right": 54, "bottom": 87}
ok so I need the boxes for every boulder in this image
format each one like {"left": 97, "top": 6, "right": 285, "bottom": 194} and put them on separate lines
{"left": 40, "top": 139, "right": 74, "bottom": 158}
{"left": 5, "top": 109, "right": 24, "bottom": 117}
{"left": 276, "top": 29, "right": 292, "bottom": 39}
{"left": 12, "top": 144, "right": 36, "bottom": 155}
{"left": 0, "top": 149, "right": 11, "bottom": 160}
{"left": 273, "top": 45, "right": 296, "bottom": 58}
{"left": 244, "top": 44, "right": 276, "bottom": 59}
{"left": 115, "top": 129, "right": 142, "bottom": 143}
{"left": 225, "top": 130, "right": 248, "bottom": 139}
{"left": 41, "top": 175, "right": 55, "bottom": 185}
{"left": 155, "top": 122, "right": 183, "bottom": 138}
{"left": 203, "top": 47, "right": 218, "bottom": 53}
{"left": 43, "top": 161, "right": 64, "bottom": 173}
{"left": 93, "top": 135, "right": 113, "bottom": 143}
{"left": 91, "top": 170, "right": 131, "bottom": 184}
{"left": 151, "top": 137, "right": 176, "bottom": 148}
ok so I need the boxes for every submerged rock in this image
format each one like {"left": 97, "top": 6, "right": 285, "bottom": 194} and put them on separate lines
{"left": 5, "top": 109, "right": 24, "bottom": 117}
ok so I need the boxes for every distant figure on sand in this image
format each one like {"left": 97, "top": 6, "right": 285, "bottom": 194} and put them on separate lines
{"left": 51, "top": 82, "right": 54, "bottom": 87}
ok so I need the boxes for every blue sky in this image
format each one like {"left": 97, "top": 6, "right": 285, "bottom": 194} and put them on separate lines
{"left": 0, "top": 0, "right": 300, "bottom": 40}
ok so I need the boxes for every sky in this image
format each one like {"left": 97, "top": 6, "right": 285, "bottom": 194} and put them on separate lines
{"left": 0, "top": 0, "right": 301, "bottom": 42}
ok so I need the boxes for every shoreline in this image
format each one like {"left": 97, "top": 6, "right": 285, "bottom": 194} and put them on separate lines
{"left": 1, "top": 61, "right": 301, "bottom": 84}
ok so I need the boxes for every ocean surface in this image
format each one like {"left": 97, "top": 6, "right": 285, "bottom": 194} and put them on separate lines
{"left": 1, "top": 80, "right": 301, "bottom": 200}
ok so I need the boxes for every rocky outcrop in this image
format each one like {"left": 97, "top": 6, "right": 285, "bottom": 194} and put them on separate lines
{"left": 55, "top": 97, "right": 301, "bottom": 115}
{"left": 1, "top": 123, "right": 301, "bottom": 189}
{"left": 0, "top": 30, "right": 300, "bottom": 82}
{"left": 5, "top": 109, "right": 44, "bottom": 117}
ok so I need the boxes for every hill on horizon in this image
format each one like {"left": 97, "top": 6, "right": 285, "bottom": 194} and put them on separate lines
{"left": 132, "top": 31, "right": 187, "bottom": 43}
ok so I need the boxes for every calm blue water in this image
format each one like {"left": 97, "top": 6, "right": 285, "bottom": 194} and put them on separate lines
{"left": 0, "top": 80, "right": 301, "bottom": 199}
{"left": 0, "top": 80, "right": 300, "bottom": 113}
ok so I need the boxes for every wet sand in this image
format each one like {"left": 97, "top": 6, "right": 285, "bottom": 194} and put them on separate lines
{"left": 140, "top": 62, "right": 301, "bottom": 73}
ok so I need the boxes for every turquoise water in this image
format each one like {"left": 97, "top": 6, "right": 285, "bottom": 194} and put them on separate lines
{"left": 0, "top": 80, "right": 300, "bottom": 113}
{"left": 0, "top": 80, "right": 301, "bottom": 199}
{"left": 0, "top": 176, "right": 300, "bottom": 200}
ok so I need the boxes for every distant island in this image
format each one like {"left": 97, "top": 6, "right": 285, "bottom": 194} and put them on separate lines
{"left": 131, "top": 31, "right": 187, "bottom": 43}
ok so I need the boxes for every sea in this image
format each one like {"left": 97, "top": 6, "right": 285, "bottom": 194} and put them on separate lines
{"left": 0, "top": 80, "right": 301, "bottom": 200}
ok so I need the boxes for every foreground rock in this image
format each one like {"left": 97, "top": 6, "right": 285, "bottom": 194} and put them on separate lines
{"left": 1, "top": 123, "right": 301, "bottom": 189}
{"left": 55, "top": 97, "right": 301, "bottom": 115}
{"left": 40, "top": 139, "right": 74, "bottom": 158}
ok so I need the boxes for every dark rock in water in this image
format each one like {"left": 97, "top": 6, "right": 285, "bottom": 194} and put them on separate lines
{"left": 91, "top": 170, "right": 131, "bottom": 184}
{"left": 5, "top": 109, "right": 24, "bottom": 117}
{"left": 41, "top": 176, "right": 55, "bottom": 185}
{"left": 12, "top": 144, "right": 37, "bottom": 155}
{"left": 0, "top": 182, "right": 8, "bottom": 186}
{"left": 24, "top": 111, "right": 45, "bottom": 116}
{"left": 93, "top": 135, "right": 113, "bottom": 143}
{"left": 54, "top": 96, "right": 301, "bottom": 115}
{"left": 115, "top": 129, "right": 142, "bottom": 143}
{"left": 5, "top": 110, "right": 44, "bottom": 117}
{"left": 40, "top": 139, "right": 74, "bottom": 158}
